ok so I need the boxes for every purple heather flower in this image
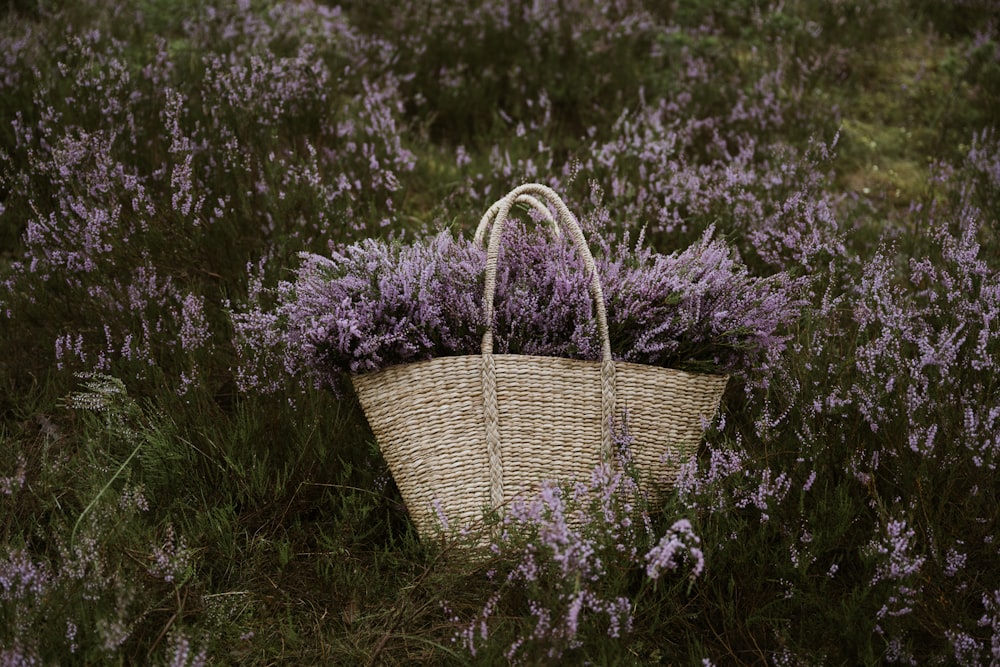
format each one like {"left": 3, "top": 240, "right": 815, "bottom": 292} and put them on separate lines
{"left": 0, "top": 549, "right": 52, "bottom": 603}
{"left": 645, "top": 518, "right": 705, "bottom": 581}
{"left": 979, "top": 590, "right": 1000, "bottom": 661}
{"left": 149, "top": 525, "right": 193, "bottom": 584}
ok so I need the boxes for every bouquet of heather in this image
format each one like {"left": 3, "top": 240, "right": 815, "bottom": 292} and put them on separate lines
{"left": 235, "top": 184, "right": 804, "bottom": 540}
{"left": 237, "top": 214, "right": 802, "bottom": 390}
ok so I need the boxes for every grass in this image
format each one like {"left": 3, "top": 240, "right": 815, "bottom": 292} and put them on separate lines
{"left": 1, "top": 0, "right": 999, "bottom": 664}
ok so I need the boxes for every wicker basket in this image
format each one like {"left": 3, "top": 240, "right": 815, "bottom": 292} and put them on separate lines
{"left": 351, "top": 184, "right": 728, "bottom": 540}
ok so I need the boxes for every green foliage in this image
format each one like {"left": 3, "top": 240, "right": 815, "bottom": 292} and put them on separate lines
{"left": 1, "top": 0, "right": 999, "bottom": 664}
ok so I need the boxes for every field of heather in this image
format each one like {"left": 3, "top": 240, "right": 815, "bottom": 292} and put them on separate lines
{"left": 1, "top": 0, "right": 999, "bottom": 664}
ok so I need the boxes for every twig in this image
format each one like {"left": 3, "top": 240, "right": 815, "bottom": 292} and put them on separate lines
{"left": 146, "top": 586, "right": 186, "bottom": 661}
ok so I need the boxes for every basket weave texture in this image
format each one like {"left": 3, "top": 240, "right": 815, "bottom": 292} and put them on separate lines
{"left": 351, "top": 184, "right": 728, "bottom": 540}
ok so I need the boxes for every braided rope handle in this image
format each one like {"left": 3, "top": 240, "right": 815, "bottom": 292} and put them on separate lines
{"left": 477, "top": 184, "right": 618, "bottom": 509}
{"left": 476, "top": 184, "right": 613, "bottom": 362}
{"left": 474, "top": 192, "right": 560, "bottom": 246}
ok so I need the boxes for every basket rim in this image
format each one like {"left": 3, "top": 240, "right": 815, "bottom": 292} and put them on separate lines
{"left": 349, "top": 352, "right": 730, "bottom": 384}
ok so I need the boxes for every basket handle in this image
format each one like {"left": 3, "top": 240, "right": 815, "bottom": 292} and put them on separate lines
{"left": 477, "top": 185, "right": 617, "bottom": 509}
{"left": 476, "top": 184, "right": 613, "bottom": 363}
{"left": 474, "top": 193, "right": 560, "bottom": 245}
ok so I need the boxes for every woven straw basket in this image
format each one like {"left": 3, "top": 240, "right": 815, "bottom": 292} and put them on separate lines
{"left": 351, "top": 184, "right": 728, "bottom": 541}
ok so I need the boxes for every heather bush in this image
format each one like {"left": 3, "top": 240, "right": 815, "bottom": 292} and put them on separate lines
{"left": 0, "top": 0, "right": 412, "bottom": 398}
{"left": 452, "top": 423, "right": 707, "bottom": 664}
{"left": 0, "top": 374, "right": 205, "bottom": 664}
{"left": 671, "top": 149, "right": 1000, "bottom": 662}
{"left": 423, "top": 15, "right": 857, "bottom": 272}
{"left": 349, "top": 0, "right": 663, "bottom": 143}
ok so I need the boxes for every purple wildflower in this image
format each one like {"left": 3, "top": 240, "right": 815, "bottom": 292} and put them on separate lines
{"left": 0, "top": 549, "right": 52, "bottom": 603}
{"left": 644, "top": 518, "right": 705, "bottom": 581}
{"left": 149, "top": 525, "right": 193, "bottom": 584}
